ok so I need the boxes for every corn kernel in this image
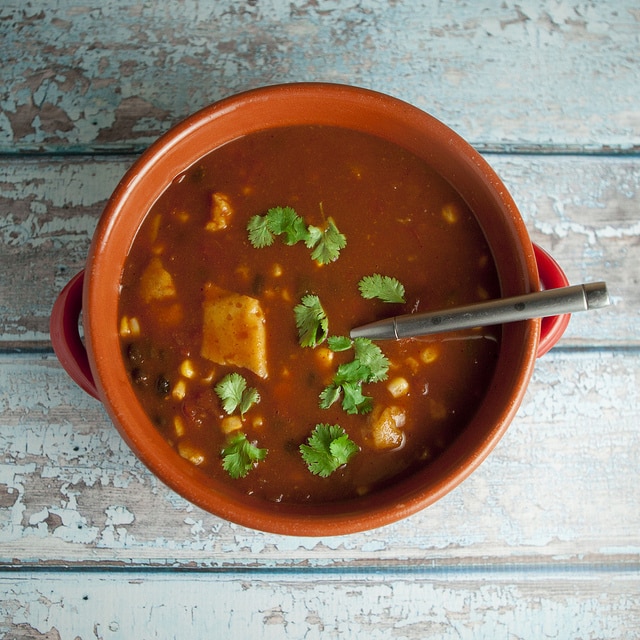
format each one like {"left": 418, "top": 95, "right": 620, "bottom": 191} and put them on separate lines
{"left": 179, "top": 359, "right": 197, "bottom": 379}
{"left": 442, "top": 203, "right": 458, "bottom": 224}
{"left": 314, "top": 347, "right": 334, "bottom": 368}
{"left": 119, "top": 316, "right": 130, "bottom": 337}
{"left": 119, "top": 316, "right": 141, "bottom": 338}
{"left": 405, "top": 357, "right": 420, "bottom": 374}
{"left": 172, "top": 379, "right": 187, "bottom": 400}
{"left": 129, "top": 317, "right": 140, "bottom": 336}
{"left": 271, "top": 263, "right": 283, "bottom": 277}
{"left": 387, "top": 376, "right": 409, "bottom": 398}
{"left": 221, "top": 415, "right": 243, "bottom": 434}
{"left": 177, "top": 442, "right": 205, "bottom": 466}
{"left": 420, "top": 346, "right": 439, "bottom": 364}
{"left": 477, "top": 286, "right": 489, "bottom": 300}
{"left": 252, "top": 415, "right": 264, "bottom": 429}
{"left": 173, "top": 415, "right": 185, "bottom": 438}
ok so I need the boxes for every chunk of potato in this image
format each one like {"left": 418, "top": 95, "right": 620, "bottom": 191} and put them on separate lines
{"left": 205, "top": 192, "right": 234, "bottom": 232}
{"left": 201, "top": 284, "right": 268, "bottom": 378}
{"left": 139, "top": 257, "right": 177, "bottom": 303}
{"left": 367, "top": 405, "right": 406, "bottom": 450}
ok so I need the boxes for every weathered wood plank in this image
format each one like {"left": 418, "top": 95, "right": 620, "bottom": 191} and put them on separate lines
{"left": 1, "top": 154, "right": 636, "bottom": 345}
{"left": 1, "top": 349, "right": 638, "bottom": 568}
{"left": 1, "top": 569, "right": 639, "bottom": 639}
{"left": 1, "top": 1, "right": 638, "bottom": 152}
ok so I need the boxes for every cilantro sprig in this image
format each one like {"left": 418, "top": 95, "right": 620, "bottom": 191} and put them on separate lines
{"left": 319, "top": 337, "right": 390, "bottom": 415}
{"left": 247, "top": 206, "right": 346, "bottom": 265}
{"left": 221, "top": 432, "right": 268, "bottom": 479}
{"left": 358, "top": 274, "right": 405, "bottom": 303}
{"left": 306, "top": 218, "right": 347, "bottom": 264}
{"left": 214, "top": 373, "right": 260, "bottom": 417}
{"left": 294, "top": 294, "right": 329, "bottom": 348}
{"left": 300, "top": 424, "right": 359, "bottom": 477}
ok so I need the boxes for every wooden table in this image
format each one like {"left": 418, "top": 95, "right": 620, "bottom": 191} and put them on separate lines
{"left": 1, "top": 2, "right": 638, "bottom": 637}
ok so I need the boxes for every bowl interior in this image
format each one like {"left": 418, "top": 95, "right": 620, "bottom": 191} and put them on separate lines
{"left": 84, "top": 83, "right": 539, "bottom": 535}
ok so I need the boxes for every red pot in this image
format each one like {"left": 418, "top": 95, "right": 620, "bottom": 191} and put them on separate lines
{"left": 50, "top": 84, "right": 570, "bottom": 535}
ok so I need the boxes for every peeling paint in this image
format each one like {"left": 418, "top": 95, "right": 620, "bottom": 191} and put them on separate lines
{"left": 0, "top": 351, "right": 638, "bottom": 569}
{"left": 0, "top": 2, "right": 639, "bottom": 151}
{"left": 1, "top": 1, "right": 639, "bottom": 636}
{"left": 1, "top": 570, "right": 639, "bottom": 639}
{"left": 2, "top": 155, "right": 639, "bottom": 344}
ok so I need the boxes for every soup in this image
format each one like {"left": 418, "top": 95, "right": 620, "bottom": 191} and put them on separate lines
{"left": 118, "top": 125, "right": 501, "bottom": 504}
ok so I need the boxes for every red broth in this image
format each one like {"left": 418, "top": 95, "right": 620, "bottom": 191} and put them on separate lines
{"left": 118, "top": 125, "right": 501, "bottom": 504}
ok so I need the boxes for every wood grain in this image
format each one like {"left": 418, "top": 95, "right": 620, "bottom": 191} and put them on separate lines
{"left": 1, "top": 1, "right": 638, "bottom": 153}
{"left": 1, "top": 0, "right": 639, "bottom": 635}
{"left": 1, "top": 154, "right": 636, "bottom": 346}
{"left": 2, "top": 569, "right": 639, "bottom": 639}
{"left": 1, "top": 350, "right": 637, "bottom": 569}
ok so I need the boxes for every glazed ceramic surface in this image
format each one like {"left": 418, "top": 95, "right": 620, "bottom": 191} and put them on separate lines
{"left": 78, "top": 84, "right": 541, "bottom": 535}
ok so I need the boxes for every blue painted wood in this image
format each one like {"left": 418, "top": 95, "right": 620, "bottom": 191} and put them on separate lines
{"left": 1, "top": 0, "right": 639, "bottom": 635}
{"left": 0, "top": 155, "right": 636, "bottom": 345}
{"left": 2, "top": 568, "right": 639, "bottom": 639}
{"left": 1, "top": 350, "right": 638, "bottom": 568}
{"left": 0, "top": 1, "right": 638, "bottom": 153}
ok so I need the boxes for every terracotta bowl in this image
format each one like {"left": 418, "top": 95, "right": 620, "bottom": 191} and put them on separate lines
{"left": 51, "top": 83, "right": 570, "bottom": 536}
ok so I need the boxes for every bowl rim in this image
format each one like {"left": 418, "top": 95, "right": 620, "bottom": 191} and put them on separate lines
{"left": 84, "top": 82, "right": 540, "bottom": 536}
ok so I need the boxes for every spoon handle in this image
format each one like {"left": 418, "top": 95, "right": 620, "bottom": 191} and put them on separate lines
{"left": 350, "top": 282, "right": 610, "bottom": 341}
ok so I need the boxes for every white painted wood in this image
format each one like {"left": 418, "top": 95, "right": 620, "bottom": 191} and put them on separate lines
{"left": 0, "top": 1, "right": 638, "bottom": 152}
{"left": 1, "top": 350, "right": 638, "bottom": 568}
{"left": 0, "top": 155, "right": 637, "bottom": 345}
{"left": 1, "top": 569, "right": 639, "bottom": 639}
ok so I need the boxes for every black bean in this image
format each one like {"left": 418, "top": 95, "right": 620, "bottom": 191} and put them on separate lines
{"left": 131, "top": 368, "right": 150, "bottom": 387}
{"left": 126, "top": 342, "right": 145, "bottom": 366}
{"left": 156, "top": 375, "right": 171, "bottom": 396}
{"left": 252, "top": 273, "right": 265, "bottom": 296}
{"left": 190, "top": 165, "right": 205, "bottom": 182}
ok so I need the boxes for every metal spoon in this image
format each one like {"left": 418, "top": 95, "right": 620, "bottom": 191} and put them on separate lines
{"left": 350, "top": 282, "right": 610, "bottom": 341}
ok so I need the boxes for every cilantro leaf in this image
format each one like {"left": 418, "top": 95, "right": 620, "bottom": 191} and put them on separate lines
{"left": 214, "top": 373, "right": 260, "bottom": 416}
{"left": 319, "top": 383, "right": 341, "bottom": 409}
{"left": 358, "top": 274, "right": 406, "bottom": 303}
{"left": 334, "top": 359, "right": 371, "bottom": 386}
{"left": 221, "top": 432, "right": 267, "bottom": 479}
{"left": 265, "top": 206, "right": 309, "bottom": 245}
{"left": 300, "top": 424, "right": 359, "bottom": 477}
{"left": 341, "top": 381, "right": 373, "bottom": 415}
{"left": 319, "top": 336, "right": 390, "bottom": 415}
{"left": 238, "top": 386, "right": 261, "bottom": 415}
{"left": 353, "top": 337, "right": 390, "bottom": 382}
{"left": 247, "top": 206, "right": 347, "bottom": 264}
{"left": 307, "top": 218, "right": 347, "bottom": 264}
{"left": 304, "top": 225, "right": 323, "bottom": 250}
{"left": 327, "top": 335, "right": 352, "bottom": 352}
{"left": 247, "top": 214, "right": 275, "bottom": 248}
{"left": 294, "top": 294, "right": 329, "bottom": 348}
